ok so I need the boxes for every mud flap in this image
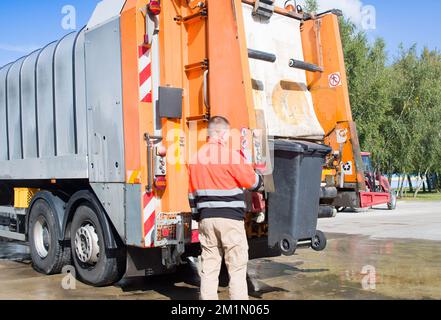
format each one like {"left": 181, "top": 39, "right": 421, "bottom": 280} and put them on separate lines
{"left": 267, "top": 140, "right": 331, "bottom": 255}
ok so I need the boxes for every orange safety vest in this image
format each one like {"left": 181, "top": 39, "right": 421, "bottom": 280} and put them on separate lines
{"left": 188, "top": 138, "right": 262, "bottom": 221}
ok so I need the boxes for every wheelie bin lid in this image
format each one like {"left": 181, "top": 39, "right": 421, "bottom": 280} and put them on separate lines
{"left": 271, "top": 139, "right": 331, "bottom": 156}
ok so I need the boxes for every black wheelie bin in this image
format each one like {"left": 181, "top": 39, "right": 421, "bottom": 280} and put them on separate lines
{"left": 267, "top": 139, "right": 331, "bottom": 255}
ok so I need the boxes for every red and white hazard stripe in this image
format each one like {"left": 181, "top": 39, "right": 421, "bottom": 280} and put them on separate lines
{"left": 139, "top": 46, "right": 152, "bottom": 103}
{"left": 143, "top": 192, "right": 157, "bottom": 247}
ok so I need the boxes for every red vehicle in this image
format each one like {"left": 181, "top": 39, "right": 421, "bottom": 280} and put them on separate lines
{"left": 359, "top": 152, "right": 397, "bottom": 210}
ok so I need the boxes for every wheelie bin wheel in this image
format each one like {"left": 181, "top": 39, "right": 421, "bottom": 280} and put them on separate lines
{"left": 279, "top": 235, "right": 297, "bottom": 256}
{"left": 311, "top": 230, "right": 327, "bottom": 252}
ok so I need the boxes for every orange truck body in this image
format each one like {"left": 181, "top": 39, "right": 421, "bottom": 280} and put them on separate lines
{"left": 121, "top": 0, "right": 329, "bottom": 250}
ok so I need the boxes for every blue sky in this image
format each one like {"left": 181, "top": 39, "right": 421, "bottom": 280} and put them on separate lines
{"left": 0, "top": 0, "right": 99, "bottom": 66}
{"left": 366, "top": 0, "right": 441, "bottom": 59}
{"left": 0, "top": 0, "right": 440, "bottom": 66}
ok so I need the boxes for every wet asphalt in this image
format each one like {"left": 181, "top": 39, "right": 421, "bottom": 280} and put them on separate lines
{"left": 0, "top": 200, "right": 440, "bottom": 300}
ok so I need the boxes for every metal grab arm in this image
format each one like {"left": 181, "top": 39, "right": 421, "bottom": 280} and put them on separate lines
{"left": 289, "top": 59, "right": 323, "bottom": 73}
{"left": 248, "top": 49, "right": 277, "bottom": 63}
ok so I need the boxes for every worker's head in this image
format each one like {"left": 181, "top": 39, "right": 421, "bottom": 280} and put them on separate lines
{"left": 208, "top": 116, "right": 230, "bottom": 142}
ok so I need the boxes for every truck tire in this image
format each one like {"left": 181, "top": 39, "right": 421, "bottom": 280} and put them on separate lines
{"left": 29, "top": 199, "right": 70, "bottom": 275}
{"left": 311, "top": 230, "right": 327, "bottom": 252}
{"left": 388, "top": 191, "right": 397, "bottom": 210}
{"left": 70, "top": 205, "right": 123, "bottom": 286}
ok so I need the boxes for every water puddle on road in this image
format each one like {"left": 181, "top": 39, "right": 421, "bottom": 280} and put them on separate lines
{"left": 245, "top": 233, "right": 441, "bottom": 300}
{"left": 0, "top": 234, "right": 440, "bottom": 299}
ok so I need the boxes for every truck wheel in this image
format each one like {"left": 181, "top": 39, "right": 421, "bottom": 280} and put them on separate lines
{"left": 388, "top": 191, "right": 397, "bottom": 210}
{"left": 311, "top": 230, "right": 327, "bottom": 252}
{"left": 29, "top": 199, "right": 70, "bottom": 274}
{"left": 70, "top": 205, "right": 123, "bottom": 286}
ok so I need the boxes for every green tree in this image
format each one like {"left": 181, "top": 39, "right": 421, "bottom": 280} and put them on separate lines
{"left": 304, "top": 0, "right": 318, "bottom": 13}
{"left": 339, "top": 17, "right": 441, "bottom": 193}
{"left": 339, "top": 19, "right": 391, "bottom": 171}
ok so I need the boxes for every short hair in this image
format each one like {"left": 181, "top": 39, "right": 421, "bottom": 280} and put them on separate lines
{"left": 208, "top": 116, "right": 230, "bottom": 137}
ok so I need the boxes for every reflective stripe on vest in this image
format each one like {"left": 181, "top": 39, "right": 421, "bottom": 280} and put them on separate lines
{"left": 194, "top": 188, "right": 243, "bottom": 197}
{"left": 197, "top": 201, "right": 246, "bottom": 209}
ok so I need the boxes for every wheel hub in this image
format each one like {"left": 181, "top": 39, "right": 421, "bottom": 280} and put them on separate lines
{"left": 74, "top": 224, "right": 100, "bottom": 265}
{"left": 33, "top": 217, "right": 50, "bottom": 259}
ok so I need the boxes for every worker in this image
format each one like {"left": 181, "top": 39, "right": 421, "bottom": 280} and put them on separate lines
{"left": 188, "top": 116, "right": 264, "bottom": 300}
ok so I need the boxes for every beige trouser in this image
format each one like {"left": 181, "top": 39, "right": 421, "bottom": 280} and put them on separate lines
{"left": 198, "top": 218, "right": 249, "bottom": 300}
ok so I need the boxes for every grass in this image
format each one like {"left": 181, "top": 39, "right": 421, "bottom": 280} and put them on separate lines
{"left": 399, "top": 191, "right": 441, "bottom": 201}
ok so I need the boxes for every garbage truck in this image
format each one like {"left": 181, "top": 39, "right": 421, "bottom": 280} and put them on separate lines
{"left": 299, "top": 10, "right": 397, "bottom": 211}
{"left": 0, "top": 0, "right": 335, "bottom": 286}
